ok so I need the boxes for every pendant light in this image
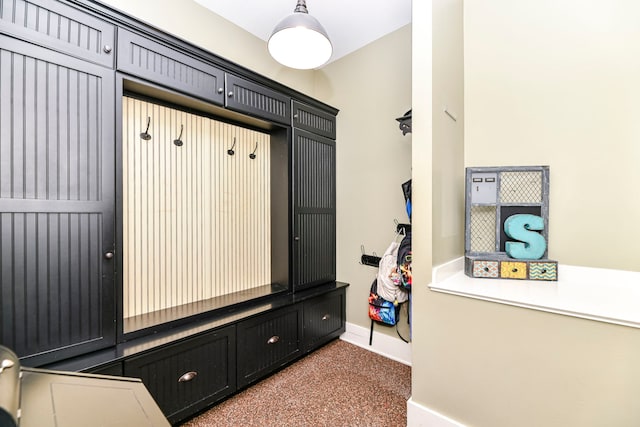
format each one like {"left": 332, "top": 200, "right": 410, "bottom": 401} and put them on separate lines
{"left": 268, "top": 0, "right": 333, "bottom": 70}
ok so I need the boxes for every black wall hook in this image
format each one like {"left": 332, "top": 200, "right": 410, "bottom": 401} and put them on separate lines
{"left": 227, "top": 137, "right": 236, "bottom": 155}
{"left": 249, "top": 141, "right": 258, "bottom": 159}
{"left": 140, "top": 116, "right": 152, "bottom": 140}
{"left": 173, "top": 124, "right": 184, "bottom": 147}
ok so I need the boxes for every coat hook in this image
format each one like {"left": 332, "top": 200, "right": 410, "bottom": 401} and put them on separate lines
{"left": 249, "top": 141, "right": 258, "bottom": 159}
{"left": 227, "top": 137, "right": 236, "bottom": 155}
{"left": 173, "top": 124, "right": 184, "bottom": 147}
{"left": 140, "top": 116, "right": 152, "bottom": 140}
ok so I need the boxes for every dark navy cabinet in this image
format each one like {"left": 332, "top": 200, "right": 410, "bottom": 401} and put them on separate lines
{"left": 116, "top": 28, "right": 226, "bottom": 106}
{"left": 1, "top": 0, "right": 343, "bottom": 423}
{"left": 124, "top": 326, "right": 236, "bottom": 424}
{"left": 0, "top": 33, "right": 116, "bottom": 366}
{"left": 293, "top": 129, "right": 337, "bottom": 290}
{"left": 237, "top": 305, "right": 303, "bottom": 388}
{"left": 225, "top": 73, "right": 291, "bottom": 125}
{"left": 292, "top": 100, "right": 337, "bottom": 139}
{"left": 0, "top": 0, "right": 116, "bottom": 67}
{"left": 302, "top": 288, "right": 345, "bottom": 351}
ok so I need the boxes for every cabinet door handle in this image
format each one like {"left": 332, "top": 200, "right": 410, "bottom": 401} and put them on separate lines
{"left": 267, "top": 335, "right": 280, "bottom": 344}
{"left": 228, "top": 91, "right": 234, "bottom": 98}
{"left": 178, "top": 371, "right": 198, "bottom": 382}
{"left": 321, "top": 314, "right": 330, "bottom": 321}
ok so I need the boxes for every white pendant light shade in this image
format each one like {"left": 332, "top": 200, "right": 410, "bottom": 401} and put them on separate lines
{"left": 268, "top": 0, "right": 332, "bottom": 70}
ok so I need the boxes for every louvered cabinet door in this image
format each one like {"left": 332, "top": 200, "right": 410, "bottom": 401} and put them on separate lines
{"left": 292, "top": 129, "right": 336, "bottom": 290}
{"left": 0, "top": 36, "right": 115, "bottom": 365}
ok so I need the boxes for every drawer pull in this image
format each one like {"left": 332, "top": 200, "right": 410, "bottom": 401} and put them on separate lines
{"left": 178, "top": 371, "right": 198, "bottom": 383}
{"left": 267, "top": 335, "right": 280, "bottom": 344}
{"left": 321, "top": 314, "right": 330, "bottom": 321}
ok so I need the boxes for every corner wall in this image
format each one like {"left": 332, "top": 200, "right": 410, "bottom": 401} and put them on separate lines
{"left": 317, "top": 25, "right": 413, "bottom": 342}
{"left": 410, "top": 1, "right": 640, "bottom": 426}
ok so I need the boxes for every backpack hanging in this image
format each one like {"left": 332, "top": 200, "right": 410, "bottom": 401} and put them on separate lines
{"left": 367, "top": 238, "right": 410, "bottom": 345}
{"left": 368, "top": 279, "right": 399, "bottom": 326}
{"left": 375, "top": 240, "right": 409, "bottom": 304}
{"left": 397, "top": 231, "right": 412, "bottom": 290}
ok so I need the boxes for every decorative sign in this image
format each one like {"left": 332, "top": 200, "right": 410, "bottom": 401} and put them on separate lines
{"left": 503, "top": 214, "right": 546, "bottom": 260}
{"left": 464, "top": 166, "right": 557, "bottom": 281}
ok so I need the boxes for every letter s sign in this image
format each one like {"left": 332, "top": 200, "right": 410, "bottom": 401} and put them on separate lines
{"left": 503, "top": 214, "right": 547, "bottom": 260}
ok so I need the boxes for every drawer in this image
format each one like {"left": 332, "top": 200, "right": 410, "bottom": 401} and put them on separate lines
{"left": 303, "top": 289, "right": 345, "bottom": 351}
{"left": 500, "top": 261, "right": 527, "bottom": 279}
{"left": 225, "top": 73, "right": 291, "bottom": 125}
{"left": 292, "top": 100, "right": 336, "bottom": 139}
{"left": 0, "top": 0, "right": 115, "bottom": 68}
{"left": 117, "top": 28, "right": 225, "bottom": 105}
{"left": 472, "top": 260, "right": 499, "bottom": 278}
{"left": 124, "top": 326, "right": 236, "bottom": 424}
{"left": 237, "top": 305, "right": 302, "bottom": 388}
{"left": 529, "top": 261, "right": 558, "bottom": 281}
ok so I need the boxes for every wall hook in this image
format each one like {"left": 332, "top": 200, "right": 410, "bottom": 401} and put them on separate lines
{"left": 249, "top": 141, "right": 258, "bottom": 159}
{"left": 227, "top": 137, "right": 236, "bottom": 155}
{"left": 140, "top": 116, "right": 152, "bottom": 140}
{"left": 394, "top": 219, "right": 412, "bottom": 235}
{"left": 173, "top": 124, "right": 184, "bottom": 147}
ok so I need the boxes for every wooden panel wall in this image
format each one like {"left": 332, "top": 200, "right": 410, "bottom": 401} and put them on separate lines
{"left": 122, "top": 97, "right": 271, "bottom": 318}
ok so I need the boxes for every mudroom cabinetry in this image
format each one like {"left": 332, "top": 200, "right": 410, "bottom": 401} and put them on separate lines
{"left": 292, "top": 101, "right": 337, "bottom": 290}
{"left": 0, "top": 33, "right": 116, "bottom": 367}
{"left": 1, "top": 0, "right": 345, "bottom": 423}
{"left": 123, "top": 326, "right": 236, "bottom": 423}
{"left": 236, "top": 305, "right": 303, "bottom": 388}
{"left": 116, "top": 28, "right": 225, "bottom": 105}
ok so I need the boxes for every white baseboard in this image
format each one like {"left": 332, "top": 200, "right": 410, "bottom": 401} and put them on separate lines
{"left": 407, "top": 398, "right": 466, "bottom": 427}
{"left": 340, "top": 321, "right": 411, "bottom": 366}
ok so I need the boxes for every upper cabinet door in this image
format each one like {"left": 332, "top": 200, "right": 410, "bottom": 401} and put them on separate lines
{"left": 117, "top": 29, "right": 225, "bottom": 106}
{"left": 0, "top": 36, "right": 116, "bottom": 365}
{"left": 292, "top": 101, "right": 336, "bottom": 139}
{"left": 225, "top": 74, "right": 291, "bottom": 125}
{"left": 0, "top": 0, "right": 115, "bottom": 68}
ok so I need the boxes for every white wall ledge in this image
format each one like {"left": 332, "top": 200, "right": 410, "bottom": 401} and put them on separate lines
{"left": 430, "top": 257, "right": 640, "bottom": 328}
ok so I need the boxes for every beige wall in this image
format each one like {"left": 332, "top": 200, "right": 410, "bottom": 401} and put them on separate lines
{"left": 465, "top": 0, "right": 640, "bottom": 271}
{"left": 317, "top": 26, "right": 413, "bottom": 339}
{"left": 411, "top": 1, "right": 640, "bottom": 426}
{"left": 99, "top": 0, "right": 316, "bottom": 95}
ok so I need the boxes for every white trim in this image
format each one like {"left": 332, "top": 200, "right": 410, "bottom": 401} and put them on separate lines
{"left": 431, "top": 257, "right": 640, "bottom": 329}
{"left": 407, "top": 398, "right": 466, "bottom": 427}
{"left": 340, "top": 321, "right": 411, "bottom": 366}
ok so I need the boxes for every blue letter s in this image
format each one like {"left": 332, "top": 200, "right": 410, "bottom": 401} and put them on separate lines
{"left": 504, "top": 214, "right": 546, "bottom": 260}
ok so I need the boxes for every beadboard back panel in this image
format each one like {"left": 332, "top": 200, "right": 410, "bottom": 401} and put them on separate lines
{"left": 122, "top": 97, "right": 271, "bottom": 319}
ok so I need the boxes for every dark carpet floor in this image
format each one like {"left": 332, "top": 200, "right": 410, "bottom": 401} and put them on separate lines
{"left": 180, "top": 339, "right": 411, "bottom": 427}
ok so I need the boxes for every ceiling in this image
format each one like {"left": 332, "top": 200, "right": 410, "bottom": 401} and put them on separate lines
{"left": 193, "top": 0, "right": 412, "bottom": 67}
